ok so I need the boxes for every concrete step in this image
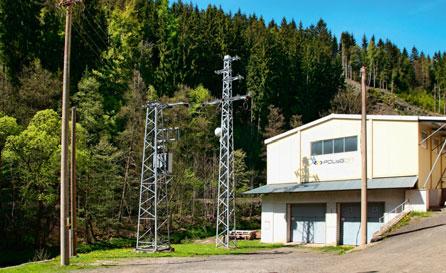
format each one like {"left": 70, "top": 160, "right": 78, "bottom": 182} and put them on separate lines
{"left": 371, "top": 210, "right": 411, "bottom": 242}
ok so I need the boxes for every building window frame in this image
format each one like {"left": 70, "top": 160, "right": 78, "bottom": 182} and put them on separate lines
{"left": 311, "top": 136, "right": 358, "bottom": 156}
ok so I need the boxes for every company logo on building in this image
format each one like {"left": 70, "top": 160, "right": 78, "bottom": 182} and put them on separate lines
{"left": 311, "top": 156, "right": 354, "bottom": 166}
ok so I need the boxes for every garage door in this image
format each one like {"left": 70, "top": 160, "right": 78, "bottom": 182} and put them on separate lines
{"left": 291, "top": 203, "right": 326, "bottom": 244}
{"left": 340, "top": 203, "right": 384, "bottom": 245}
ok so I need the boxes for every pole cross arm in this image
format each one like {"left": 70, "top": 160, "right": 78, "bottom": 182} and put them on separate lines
{"left": 224, "top": 55, "right": 240, "bottom": 61}
{"left": 202, "top": 99, "right": 221, "bottom": 106}
{"left": 225, "top": 75, "right": 244, "bottom": 81}
{"left": 165, "top": 102, "right": 189, "bottom": 108}
{"left": 144, "top": 101, "right": 189, "bottom": 109}
{"left": 202, "top": 94, "right": 250, "bottom": 106}
{"left": 229, "top": 94, "right": 249, "bottom": 102}
{"left": 215, "top": 68, "right": 229, "bottom": 75}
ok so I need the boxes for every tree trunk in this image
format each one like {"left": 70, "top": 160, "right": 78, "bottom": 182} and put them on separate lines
{"left": 86, "top": 214, "right": 96, "bottom": 243}
{"left": 35, "top": 201, "right": 43, "bottom": 250}
{"left": 192, "top": 189, "right": 196, "bottom": 220}
{"left": 118, "top": 150, "right": 132, "bottom": 224}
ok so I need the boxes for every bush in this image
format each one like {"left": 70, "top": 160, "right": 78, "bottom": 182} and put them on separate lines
{"left": 77, "top": 237, "right": 135, "bottom": 253}
{"left": 398, "top": 89, "right": 438, "bottom": 111}
{"left": 171, "top": 225, "right": 215, "bottom": 244}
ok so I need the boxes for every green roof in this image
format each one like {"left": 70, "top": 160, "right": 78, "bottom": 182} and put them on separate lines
{"left": 244, "top": 176, "right": 418, "bottom": 194}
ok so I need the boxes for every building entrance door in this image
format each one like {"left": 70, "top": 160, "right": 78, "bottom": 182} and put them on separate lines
{"left": 290, "top": 203, "right": 326, "bottom": 244}
{"left": 340, "top": 202, "right": 384, "bottom": 245}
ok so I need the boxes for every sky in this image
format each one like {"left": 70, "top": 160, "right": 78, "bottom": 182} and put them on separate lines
{"left": 179, "top": 0, "right": 446, "bottom": 56}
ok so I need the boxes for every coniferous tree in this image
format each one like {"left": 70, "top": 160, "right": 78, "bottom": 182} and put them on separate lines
{"left": 0, "top": 1, "right": 445, "bottom": 262}
{"left": 0, "top": 0, "right": 41, "bottom": 83}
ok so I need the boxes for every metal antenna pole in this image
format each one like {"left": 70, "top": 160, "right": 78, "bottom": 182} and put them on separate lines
{"left": 215, "top": 55, "right": 243, "bottom": 248}
{"left": 136, "top": 102, "right": 187, "bottom": 252}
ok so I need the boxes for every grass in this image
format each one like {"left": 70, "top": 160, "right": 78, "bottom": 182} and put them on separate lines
{"left": 315, "top": 245, "right": 354, "bottom": 255}
{"left": 0, "top": 240, "right": 283, "bottom": 273}
{"left": 387, "top": 211, "right": 432, "bottom": 234}
{"left": 410, "top": 211, "right": 432, "bottom": 218}
{"left": 170, "top": 225, "right": 216, "bottom": 243}
{"left": 292, "top": 245, "right": 354, "bottom": 255}
{"left": 77, "top": 238, "right": 135, "bottom": 253}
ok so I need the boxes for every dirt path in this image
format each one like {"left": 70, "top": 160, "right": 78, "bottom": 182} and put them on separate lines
{"left": 79, "top": 212, "right": 446, "bottom": 273}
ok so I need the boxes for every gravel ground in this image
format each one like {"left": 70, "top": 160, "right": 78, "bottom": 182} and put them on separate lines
{"left": 79, "top": 211, "right": 446, "bottom": 273}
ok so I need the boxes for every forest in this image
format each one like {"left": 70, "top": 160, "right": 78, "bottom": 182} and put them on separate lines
{"left": 0, "top": 0, "right": 446, "bottom": 266}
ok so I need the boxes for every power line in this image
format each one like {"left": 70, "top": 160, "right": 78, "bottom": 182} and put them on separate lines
{"left": 82, "top": 7, "right": 109, "bottom": 39}
{"left": 80, "top": 12, "right": 109, "bottom": 49}
{"left": 72, "top": 20, "right": 112, "bottom": 69}
{"left": 73, "top": 20, "right": 105, "bottom": 55}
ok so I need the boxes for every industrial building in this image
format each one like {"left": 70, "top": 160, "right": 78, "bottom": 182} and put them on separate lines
{"left": 245, "top": 114, "right": 446, "bottom": 245}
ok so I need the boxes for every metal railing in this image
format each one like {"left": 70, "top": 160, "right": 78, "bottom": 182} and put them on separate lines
{"left": 379, "top": 200, "right": 409, "bottom": 223}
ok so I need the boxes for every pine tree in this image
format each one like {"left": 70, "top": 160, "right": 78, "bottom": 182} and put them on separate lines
{"left": 0, "top": 0, "right": 41, "bottom": 83}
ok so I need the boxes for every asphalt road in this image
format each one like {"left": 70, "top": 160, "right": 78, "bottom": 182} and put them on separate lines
{"left": 79, "top": 211, "right": 446, "bottom": 273}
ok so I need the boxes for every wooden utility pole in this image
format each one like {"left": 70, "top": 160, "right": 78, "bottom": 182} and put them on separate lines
{"left": 360, "top": 66, "right": 368, "bottom": 247}
{"left": 70, "top": 107, "right": 77, "bottom": 257}
{"left": 60, "top": 0, "right": 78, "bottom": 266}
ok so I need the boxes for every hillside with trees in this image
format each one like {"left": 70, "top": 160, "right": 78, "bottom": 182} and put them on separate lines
{"left": 0, "top": 0, "right": 445, "bottom": 266}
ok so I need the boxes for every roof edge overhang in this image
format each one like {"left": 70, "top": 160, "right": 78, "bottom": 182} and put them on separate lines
{"left": 243, "top": 176, "right": 418, "bottom": 195}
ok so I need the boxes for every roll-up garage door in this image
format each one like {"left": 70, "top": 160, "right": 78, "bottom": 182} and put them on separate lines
{"left": 340, "top": 202, "right": 384, "bottom": 245}
{"left": 291, "top": 203, "right": 326, "bottom": 244}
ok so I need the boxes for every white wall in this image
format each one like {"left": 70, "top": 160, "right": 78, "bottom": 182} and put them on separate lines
{"left": 260, "top": 202, "right": 287, "bottom": 243}
{"left": 261, "top": 202, "right": 274, "bottom": 243}
{"left": 372, "top": 120, "right": 419, "bottom": 178}
{"left": 261, "top": 189, "right": 406, "bottom": 244}
{"left": 266, "top": 117, "right": 419, "bottom": 184}
{"left": 325, "top": 202, "right": 337, "bottom": 245}
{"left": 405, "top": 189, "right": 428, "bottom": 212}
{"left": 266, "top": 132, "right": 300, "bottom": 184}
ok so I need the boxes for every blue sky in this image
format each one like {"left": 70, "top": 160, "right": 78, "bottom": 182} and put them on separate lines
{"left": 179, "top": 0, "right": 446, "bottom": 55}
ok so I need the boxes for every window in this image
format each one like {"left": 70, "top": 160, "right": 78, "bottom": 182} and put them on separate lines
{"left": 311, "top": 141, "right": 323, "bottom": 155}
{"left": 311, "top": 136, "right": 358, "bottom": 155}
{"left": 344, "top": 136, "right": 358, "bottom": 152}
{"left": 323, "top": 139, "right": 333, "bottom": 154}
{"left": 334, "top": 138, "right": 344, "bottom": 153}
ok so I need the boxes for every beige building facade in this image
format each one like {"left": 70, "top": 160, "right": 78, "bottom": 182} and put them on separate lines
{"left": 247, "top": 114, "right": 446, "bottom": 245}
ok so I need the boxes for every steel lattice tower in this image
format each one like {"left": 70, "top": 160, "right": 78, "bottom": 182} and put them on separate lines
{"left": 215, "top": 55, "right": 243, "bottom": 248}
{"left": 136, "top": 103, "right": 172, "bottom": 252}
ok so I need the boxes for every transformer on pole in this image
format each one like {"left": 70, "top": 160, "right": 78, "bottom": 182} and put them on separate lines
{"left": 136, "top": 102, "right": 186, "bottom": 252}
{"left": 215, "top": 55, "right": 244, "bottom": 248}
